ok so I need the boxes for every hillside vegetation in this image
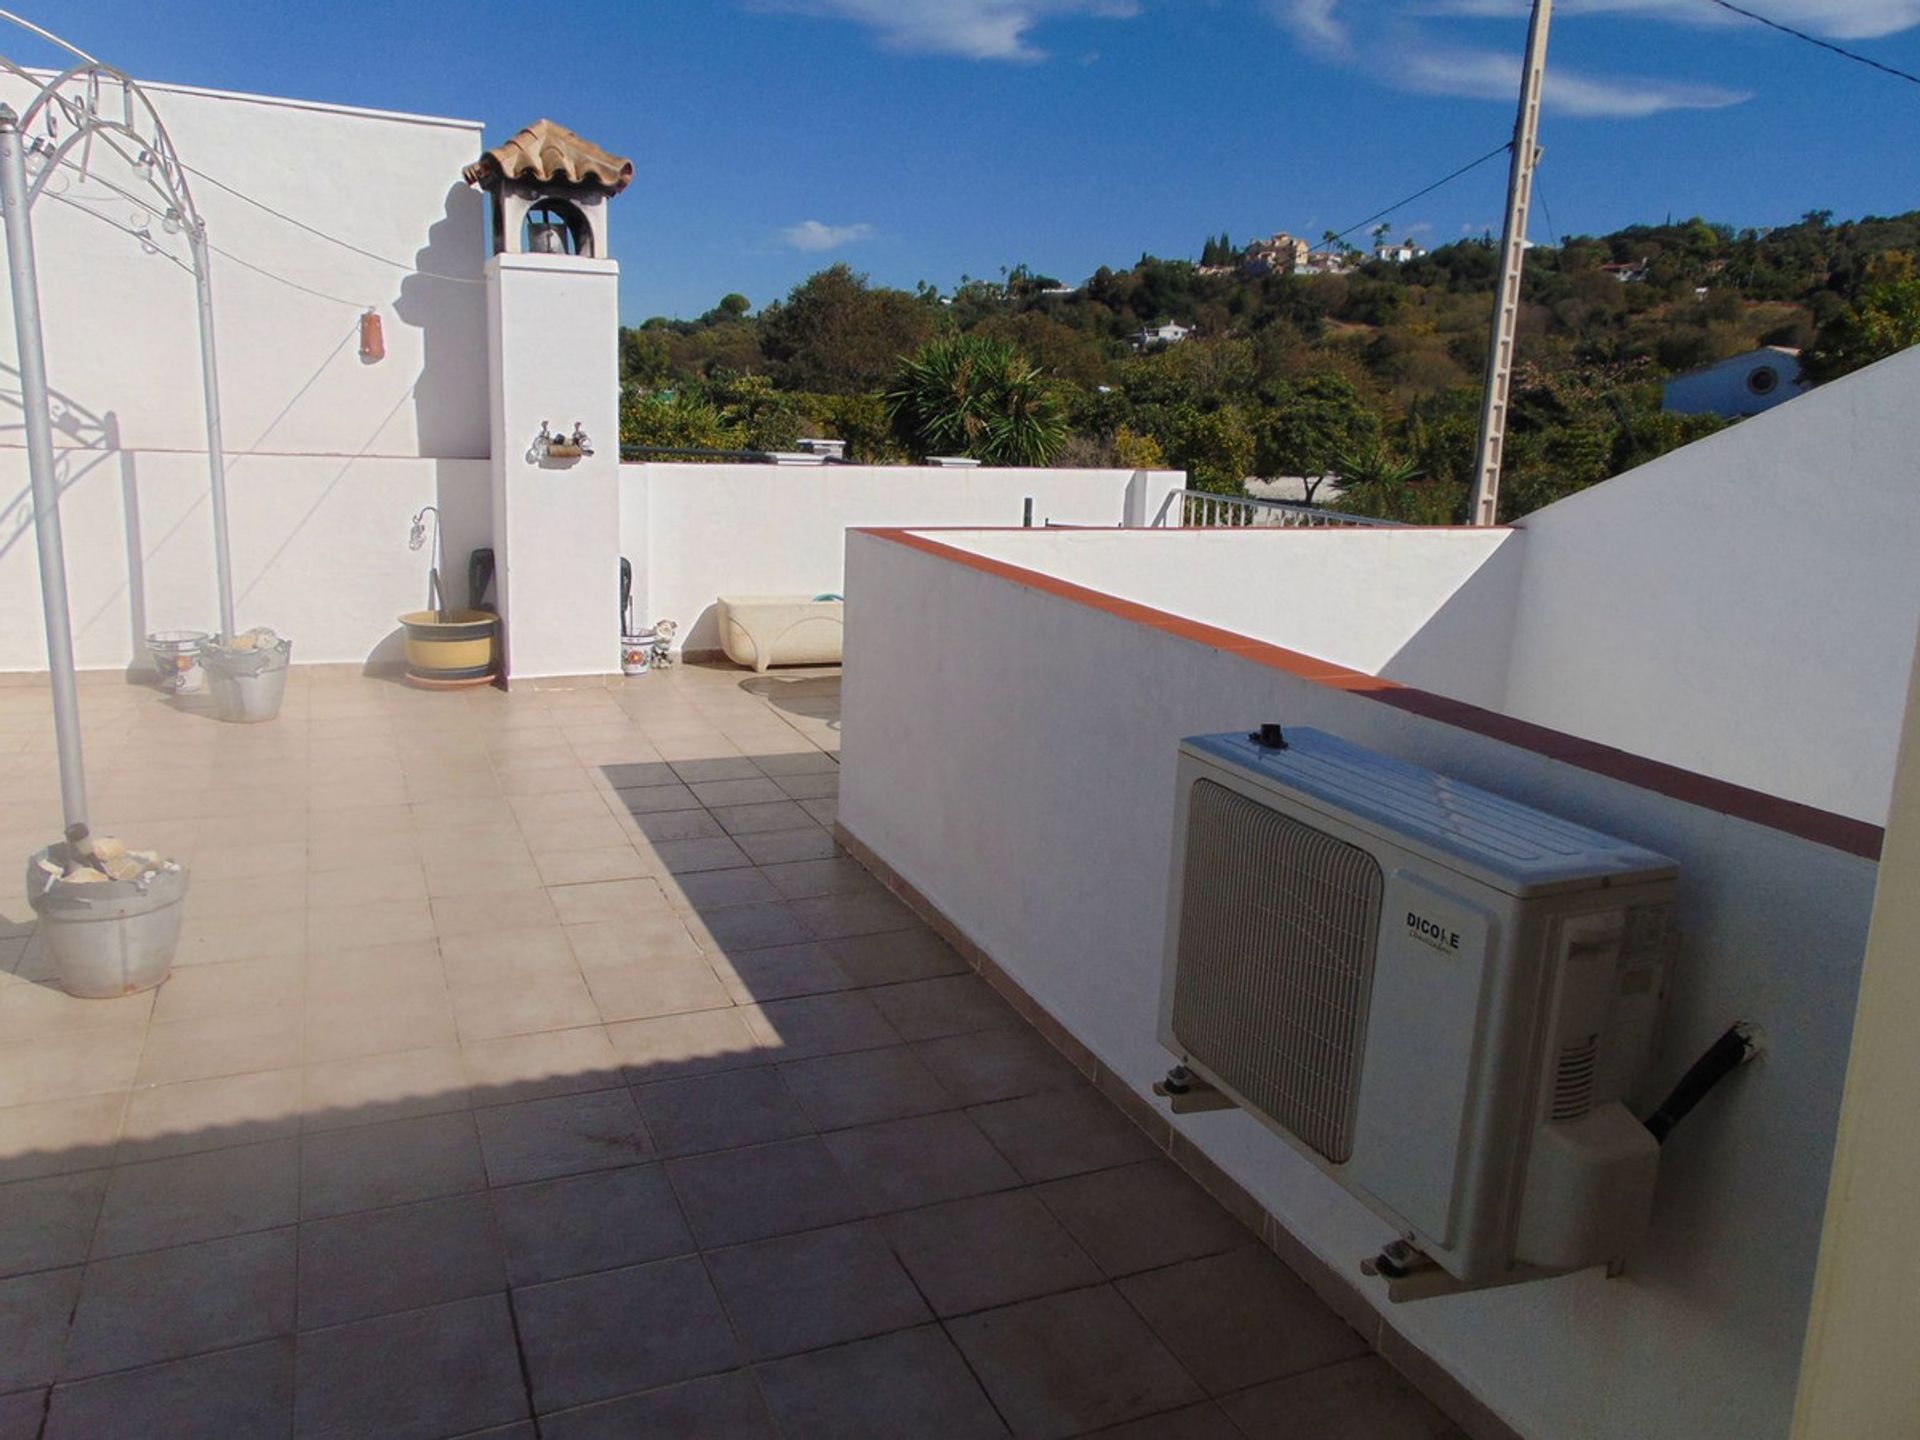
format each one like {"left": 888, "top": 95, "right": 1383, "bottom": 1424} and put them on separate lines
{"left": 619, "top": 209, "right": 1920, "bottom": 522}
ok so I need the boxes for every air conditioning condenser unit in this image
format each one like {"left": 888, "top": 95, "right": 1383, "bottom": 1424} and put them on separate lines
{"left": 1159, "top": 727, "right": 1678, "bottom": 1296}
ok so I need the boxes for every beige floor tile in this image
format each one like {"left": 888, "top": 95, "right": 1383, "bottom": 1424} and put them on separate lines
{"left": 0, "top": 1092, "right": 125, "bottom": 1182}
{"left": 309, "top": 899, "right": 436, "bottom": 950}
{"left": 431, "top": 890, "right": 556, "bottom": 938}
{"left": 136, "top": 1005, "right": 306, "bottom": 1087}
{"left": 0, "top": 1028, "right": 145, "bottom": 1108}
{"left": 305, "top": 829, "right": 421, "bottom": 873}
{"left": 547, "top": 879, "right": 661, "bottom": 927}
{"left": 305, "top": 862, "right": 429, "bottom": 909}
{"left": 0, "top": 980, "right": 155, "bottom": 1039}
{"left": 519, "top": 814, "right": 634, "bottom": 855}
{"left": 440, "top": 926, "right": 577, "bottom": 986}
{"left": 606, "top": 1008, "right": 773, "bottom": 1083}
{"left": 564, "top": 916, "right": 706, "bottom": 974}
{"left": 461, "top": 1027, "right": 624, "bottom": 1105}
{"left": 304, "top": 939, "right": 445, "bottom": 1001}
{"left": 307, "top": 805, "right": 415, "bottom": 845}
{"left": 305, "top": 988, "right": 458, "bottom": 1064}
{"left": 176, "top": 912, "right": 308, "bottom": 967}
{"left": 302, "top": 1047, "right": 470, "bottom": 1132}
{"left": 189, "top": 840, "right": 309, "bottom": 882}
{"left": 451, "top": 973, "right": 601, "bottom": 1043}
{"left": 583, "top": 954, "right": 733, "bottom": 1024}
{"left": 151, "top": 956, "right": 302, "bottom": 1024}
{"left": 120, "top": 1068, "right": 305, "bottom": 1162}
{"left": 535, "top": 846, "right": 652, "bottom": 887}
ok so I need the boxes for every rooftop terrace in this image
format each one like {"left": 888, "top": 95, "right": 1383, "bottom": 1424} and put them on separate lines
{"left": 0, "top": 663, "right": 1462, "bottom": 1439}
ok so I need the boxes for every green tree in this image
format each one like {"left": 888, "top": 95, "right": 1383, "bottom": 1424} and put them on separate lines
{"left": 618, "top": 327, "right": 672, "bottom": 387}
{"left": 1256, "top": 372, "right": 1382, "bottom": 502}
{"left": 1164, "top": 405, "right": 1255, "bottom": 495}
{"left": 760, "top": 265, "right": 938, "bottom": 393}
{"left": 619, "top": 388, "right": 733, "bottom": 454}
{"left": 1804, "top": 275, "right": 1920, "bottom": 383}
{"left": 884, "top": 335, "right": 1069, "bottom": 466}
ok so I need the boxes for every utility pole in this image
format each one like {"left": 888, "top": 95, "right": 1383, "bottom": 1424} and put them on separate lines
{"left": 1468, "top": 0, "right": 1552, "bottom": 527}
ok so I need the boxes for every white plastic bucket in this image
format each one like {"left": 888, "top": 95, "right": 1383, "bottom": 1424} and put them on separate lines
{"left": 26, "top": 849, "right": 190, "bottom": 998}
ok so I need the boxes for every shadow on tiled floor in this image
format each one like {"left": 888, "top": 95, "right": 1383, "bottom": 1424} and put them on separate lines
{"left": 0, "top": 664, "right": 1463, "bottom": 1439}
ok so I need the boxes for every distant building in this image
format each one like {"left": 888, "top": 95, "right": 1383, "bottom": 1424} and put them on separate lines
{"left": 1372, "top": 240, "right": 1428, "bottom": 264}
{"left": 1600, "top": 258, "right": 1649, "bottom": 283}
{"left": 1300, "top": 250, "right": 1354, "bottom": 276}
{"left": 1243, "top": 232, "right": 1311, "bottom": 276}
{"left": 1663, "top": 346, "right": 1810, "bottom": 419}
{"left": 1132, "top": 322, "right": 1192, "bottom": 351}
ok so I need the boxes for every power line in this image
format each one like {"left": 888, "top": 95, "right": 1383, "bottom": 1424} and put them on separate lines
{"left": 180, "top": 161, "right": 486, "bottom": 285}
{"left": 1330, "top": 142, "right": 1513, "bottom": 247}
{"left": 1700, "top": 0, "right": 1920, "bottom": 88}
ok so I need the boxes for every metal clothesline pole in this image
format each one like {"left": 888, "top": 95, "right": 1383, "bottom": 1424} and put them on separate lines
{"left": 187, "top": 221, "right": 237, "bottom": 640}
{"left": 0, "top": 103, "right": 88, "bottom": 838}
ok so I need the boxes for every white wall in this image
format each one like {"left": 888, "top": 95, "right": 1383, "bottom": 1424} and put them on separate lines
{"left": 1506, "top": 346, "right": 1920, "bottom": 825}
{"left": 0, "top": 73, "right": 490, "bottom": 672}
{"left": 840, "top": 528, "right": 1878, "bottom": 1440}
{"left": 938, "top": 527, "right": 1523, "bottom": 706}
{"left": 621, "top": 464, "right": 1183, "bottom": 653}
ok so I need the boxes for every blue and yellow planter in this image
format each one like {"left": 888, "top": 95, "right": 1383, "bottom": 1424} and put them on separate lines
{"left": 400, "top": 609, "right": 498, "bottom": 689}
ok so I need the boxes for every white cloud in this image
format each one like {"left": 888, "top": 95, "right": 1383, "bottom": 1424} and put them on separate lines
{"left": 752, "top": 0, "right": 1140, "bottom": 62}
{"left": 1270, "top": 0, "right": 1348, "bottom": 55}
{"left": 1402, "top": 47, "right": 1751, "bottom": 117}
{"left": 782, "top": 219, "right": 876, "bottom": 252}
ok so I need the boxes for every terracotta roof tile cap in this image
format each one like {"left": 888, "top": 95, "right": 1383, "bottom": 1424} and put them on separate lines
{"left": 463, "top": 119, "right": 633, "bottom": 194}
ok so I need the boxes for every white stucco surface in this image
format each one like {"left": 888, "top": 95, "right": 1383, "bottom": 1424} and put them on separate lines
{"left": 1506, "top": 346, "right": 1920, "bottom": 825}
{"left": 839, "top": 528, "right": 1878, "bottom": 1440}
{"left": 621, "top": 465, "right": 1183, "bottom": 654}
{"left": 935, "top": 526, "right": 1523, "bottom": 706}
{"left": 0, "top": 72, "right": 489, "bottom": 671}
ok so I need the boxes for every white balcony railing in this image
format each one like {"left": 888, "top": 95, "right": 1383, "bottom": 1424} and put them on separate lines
{"left": 1166, "top": 490, "right": 1401, "bottom": 529}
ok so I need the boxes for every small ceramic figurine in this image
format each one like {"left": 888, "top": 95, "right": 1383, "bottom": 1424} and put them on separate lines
{"left": 649, "top": 619, "right": 678, "bottom": 671}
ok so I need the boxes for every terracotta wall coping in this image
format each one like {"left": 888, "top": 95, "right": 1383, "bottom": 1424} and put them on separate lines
{"left": 857, "top": 527, "right": 1883, "bottom": 862}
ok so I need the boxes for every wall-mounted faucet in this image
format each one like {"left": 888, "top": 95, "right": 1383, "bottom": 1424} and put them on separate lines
{"left": 533, "top": 420, "right": 594, "bottom": 463}
{"left": 409, "top": 505, "right": 445, "bottom": 614}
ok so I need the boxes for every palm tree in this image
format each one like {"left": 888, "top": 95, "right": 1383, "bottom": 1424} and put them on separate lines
{"left": 884, "top": 336, "right": 1068, "bottom": 466}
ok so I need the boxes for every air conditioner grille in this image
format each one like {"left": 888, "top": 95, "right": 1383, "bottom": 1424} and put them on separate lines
{"left": 1552, "top": 1036, "right": 1599, "bottom": 1121}
{"left": 1171, "top": 779, "right": 1384, "bottom": 1163}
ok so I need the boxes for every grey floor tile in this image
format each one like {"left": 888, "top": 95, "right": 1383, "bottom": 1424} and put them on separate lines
{"left": 755, "top": 1325, "right": 1006, "bottom": 1440}
{"left": 714, "top": 942, "right": 853, "bottom": 1003}
{"left": 492, "top": 1164, "right": 692, "bottom": 1286}
{"left": 515, "top": 1256, "right": 740, "bottom": 1414}
{"left": 947, "top": 1285, "right": 1203, "bottom": 1438}
{"left": 826, "top": 928, "right": 967, "bottom": 987}
{"left": 968, "top": 1088, "right": 1159, "bottom": 1183}
{"left": 294, "top": 1293, "right": 526, "bottom": 1440}
{"left": 1220, "top": 1355, "right": 1466, "bottom": 1440}
{"left": 666, "top": 1137, "right": 867, "bottom": 1248}
{"left": 1116, "top": 1247, "right": 1369, "bottom": 1395}
{"left": 540, "top": 1371, "right": 775, "bottom": 1439}
{"left": 0, "top": 1266, "right": 82, "bottom": 1391}
{"left": 66, "top": 1228, "right": 296, "bottom": 1378}
{"left": 46, "top": 1338, "right": 293, "bottom": 1440}
{"left": 653, "top": 837, "right": 752, "bottom": 874}
{"left": 757, "top": 859, "right": 869, "bottom": 901}
{"left": 912, "top": 1027, "right": 1084, "bottom": 1107}
{"left": 297, "top": 1193, "right": 505, "bottom": 1329}
{"left": 744, "top": 991, "right": 900, "bottom": 1061}
{"left": 734, "top": 828, "right": 840, "bottom": 866}
{"left": 822, "top": 1111, "right": 1020, "bottom": 1214}
{"left": 0, "top": 1169, "right": 107, "bottom": 1276}
{"left": 633, "top": 1067, "right": 811, "bottom": 1158}
{"left": 1086, "top": 1401, "right": 1246, "bottom": 1438}
{"left": 300, "top": 1113, "right": 486, "bottom": 1220}
{"left": 95, "top": 1139, "right": 299, "bottom": 1257}
{"left": 1035, "top": 1160, "right": 1253, "bottom": 1277}
{"left": 779, "top": 1045, "right": 954, "bottom": 1131}
{"left": 711, "top": 801, "right": 815, "bottom": 836}
{"left": 787, "top": 889, "right": 918, "bottom": 941}
{"left": 869, "top": 976, "right": 1019, "bottom": 1042}
{"left": 667, "top": 866, "right": 780, "bottom": 910}
{"left": 883, "top": 1190, "right": 1101, "bottom": 1317}
{"left": 692, "top": 901, "right": 814, "bottom": 956}
{"left": 0, "top": 1390, "right": 43, "bottom": 1440}
{"left": 474, "top": 1088, "right": 650, "bottom": 1186}
{"left": 706, "top": 1221, "right": 930, "bottom": 1359}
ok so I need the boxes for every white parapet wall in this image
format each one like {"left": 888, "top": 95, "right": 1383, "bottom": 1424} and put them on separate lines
{"left": 838, "top": 525, "right": 1882, "bottom": 1440}
{"left": 620, "top": 463, "right": 1185, "bottom": 656}
{"left": 0, "top": 71, "right": 489, "bottom": 672}
{"left": 1505, "top": 346, "right": 1920, "bottom": 826}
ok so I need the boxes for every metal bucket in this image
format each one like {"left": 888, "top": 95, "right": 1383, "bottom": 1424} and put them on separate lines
{"left": 146, "top": 630, "right": 209, "bottom": 693}
{"left": 199, "top": 635, "right": 292, "bottom": 724}
{"left": 26, "top": 848, "right": 190, "bottom": 998}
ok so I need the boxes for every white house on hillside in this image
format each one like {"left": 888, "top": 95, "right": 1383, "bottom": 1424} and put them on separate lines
{"left": 1131, "top": 321, "right": 1192, "bottom": 350}
{"left": 1663, "top": 345, "right": 1810, "bottom": 419}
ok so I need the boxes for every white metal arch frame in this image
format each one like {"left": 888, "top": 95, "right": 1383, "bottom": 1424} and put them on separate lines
{"left": 0, "top": 14, "right": 244, "bottom": 850}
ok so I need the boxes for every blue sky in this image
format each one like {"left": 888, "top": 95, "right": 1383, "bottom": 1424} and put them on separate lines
{"left": 28, "top": 1, "right": 1920, "bottom": 323}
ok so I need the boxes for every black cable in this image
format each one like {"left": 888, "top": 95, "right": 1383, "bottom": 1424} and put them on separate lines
{"left": 1643, "top": 1022, "right": 1761, "bottom": 1144}
{"left": 1330, "top": 142, "right": 1513, "bottom": 248}
{"left": 1700, "top": 0, "right": 1920, "bottom": 89}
